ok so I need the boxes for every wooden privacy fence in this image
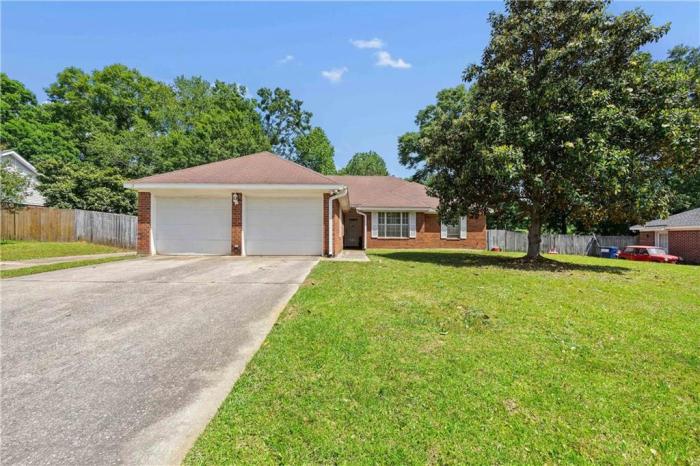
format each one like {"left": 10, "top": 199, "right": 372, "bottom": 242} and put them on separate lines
{"left": 1, "top": 206, "right": 136, "bottom": 249}
{"left": 486, "top": 229, "right": 638, "bottom": 256}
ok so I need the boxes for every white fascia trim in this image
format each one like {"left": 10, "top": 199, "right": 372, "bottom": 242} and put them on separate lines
{"left": 125, "top": 182, "right": 346, "bottom": 191}
{"left": 635, "top": 226, "right": 700, "bottom": 232}
{"left": 666, "top": 226, "right": 700, "bottom": 231}
{"left": 1, "top": 150, "right": 39, "bottom": 175}
{"left": 356, "top": 207, "right": 437, "bottom": 213}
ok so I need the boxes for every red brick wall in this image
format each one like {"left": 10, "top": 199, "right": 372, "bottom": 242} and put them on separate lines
{"left": 638, "top": 231, "right": 655, "bottom": 246}
{"left": 231, "top": 193, "right": 242, "bottom": 256}
{"left": 333, "top": 199, "right": 343, "bottom": 256}
{"left": 137, "top": 192, "right": 151, "bottom": 255}
{"left": 669, "top": 230, "right": 700, "bottom": 264}
{"left": 365, "top": 212, "right": 486, "bottom": 249}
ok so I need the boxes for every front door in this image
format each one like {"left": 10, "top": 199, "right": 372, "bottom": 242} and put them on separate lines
{"left": 344, "top": 213, "right": 363, "bottom": 248}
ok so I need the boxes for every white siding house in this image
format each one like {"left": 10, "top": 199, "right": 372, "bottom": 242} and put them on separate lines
{"left": 1, "top": 150, "right": 45, "bottom": 206}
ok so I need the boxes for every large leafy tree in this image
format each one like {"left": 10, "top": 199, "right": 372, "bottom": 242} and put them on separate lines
{"left": 339, "top": 151, "right": 389, "bottom": 176}
{"left": 256, "top": 87, "right": 312, "bottom": 159}
{"left": 426, "top": 0, "right": 699, "bottom": 258}
{"left": 666, "top": 45, "right": 700, "bottom": 213}
{"left": 293, "top": 127, "right": 336, "bottom": 174}
{"left": 399, "top": 85, "right": 471, "bottom": 183}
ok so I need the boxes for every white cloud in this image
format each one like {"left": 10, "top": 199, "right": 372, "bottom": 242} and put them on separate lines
{"left": 321, "top": 66, "right": 348, "bottom": 83}
{"left": 278, "top": 54, "right": 295, "bottom": 64}
{"left": 350, "top": 38, "right": 385, "bottom": 49}
{"left": 375, "top": 51, "right": 411, "bottom": 69}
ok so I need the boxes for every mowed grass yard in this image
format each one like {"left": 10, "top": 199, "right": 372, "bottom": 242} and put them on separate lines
{"left": 186, "top": 250, "right": 699, "bottom": 465}
{"left": 0, "top": 240, "right": 126, "bottom": 261}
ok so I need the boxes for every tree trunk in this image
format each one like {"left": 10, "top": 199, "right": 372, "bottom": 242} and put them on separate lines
{"left": 526, "top": 212, "right": 542, "bottom": 259}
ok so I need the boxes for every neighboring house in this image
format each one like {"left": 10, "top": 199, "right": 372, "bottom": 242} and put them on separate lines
{"left": 0, "top": 150, "right": 46, "bottom": 206}
{"left": 631, "top": 207, "right": 700, "bottom": 263}
{"left": 126, "top": 151, "right": 486, "bottom": 256}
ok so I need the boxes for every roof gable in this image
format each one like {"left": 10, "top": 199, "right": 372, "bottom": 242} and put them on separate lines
{"left": 1, "top": 150, "right": 39, "bottom": 175}
{"left": 130, "top": 152, "right": 340, "bottom": 186}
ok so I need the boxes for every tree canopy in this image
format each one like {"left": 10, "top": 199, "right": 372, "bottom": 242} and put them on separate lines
{"left": 256, "top": 87, "right": 312, "bottom": 159}
{"left": 293, "top": 127, "right": 336, "bottom": 175}
{"left": 339, "top": 151, "right": 389, "bottom": 176}
{"left": 398, "top": 85, "right": 472, "bottom": 183}
{"left": 417, "top": 0, "right": 699, "bottom": 258}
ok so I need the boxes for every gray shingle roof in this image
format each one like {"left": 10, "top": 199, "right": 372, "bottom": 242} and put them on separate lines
{"left": 637, "top": 207, "right": 700, "bottom": 229}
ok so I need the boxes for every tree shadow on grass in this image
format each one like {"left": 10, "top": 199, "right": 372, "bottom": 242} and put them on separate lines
{"left": 379, "top": 250, "right": 630, "bottom": 275}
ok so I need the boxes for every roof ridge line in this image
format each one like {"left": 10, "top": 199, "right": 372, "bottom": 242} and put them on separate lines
{"left": 271, "top": 153, "right": 342, "bottom": 185}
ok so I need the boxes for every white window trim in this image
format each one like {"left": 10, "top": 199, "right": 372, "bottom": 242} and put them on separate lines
{"left": 375, "top": 211, "right": 411, "bottom": 239}
{"left": 441, "top": 216, "right": 467, "bottom": 240}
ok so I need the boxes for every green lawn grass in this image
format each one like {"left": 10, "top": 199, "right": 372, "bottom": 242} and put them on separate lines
{"left": 0, "top": 255, "right": 135, "bottom": 279}
{"left": 0, "top": 240, "right": 127, "bottom": 261}
{"left": 185, "top": 250, "right": 700, "bottom": 465}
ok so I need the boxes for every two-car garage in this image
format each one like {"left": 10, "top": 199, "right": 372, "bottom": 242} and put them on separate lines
{"left": 152, "top": 194, "right": 322, "bottom": 256}
{"left": 128, "top": 151, "right": 344, "bottom": 256}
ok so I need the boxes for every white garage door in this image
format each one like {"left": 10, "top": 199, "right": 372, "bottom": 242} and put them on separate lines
{"left": 245, "top": 196, "right": 322, "bottom": 255}
{"left": 155, "top": 197, "right": 231, "bottom": 255}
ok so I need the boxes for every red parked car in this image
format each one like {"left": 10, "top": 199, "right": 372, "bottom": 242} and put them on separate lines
{"left": 617, "top": 245, "right": 681, "bottom": 263}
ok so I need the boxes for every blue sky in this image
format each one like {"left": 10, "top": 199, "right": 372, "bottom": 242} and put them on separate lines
{"left": 2, "top": 1, "right": 699, "bottom": 178}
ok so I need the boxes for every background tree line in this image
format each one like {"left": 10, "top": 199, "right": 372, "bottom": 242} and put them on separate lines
{"left": 0, "top": 65, "right": 389, "bottom": 213}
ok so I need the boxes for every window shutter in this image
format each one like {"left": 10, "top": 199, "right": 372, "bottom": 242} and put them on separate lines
{"left": 409, "top": 212, "right": 416, "bottom": 238}
{"left": 440, "top": 221, "right": 447, "bottom": 239}
{"left": 371, "top": 212, "right": 378, "bottom": 238}
{"left": 460, "top": 216, "right": 467, "bottom": 239}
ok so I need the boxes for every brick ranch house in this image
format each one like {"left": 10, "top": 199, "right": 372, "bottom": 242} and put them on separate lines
{"left": 631, "top": 207, "right": 700, "bottom": 263}
{"left": 126, "top": 151, "right": 486, "bottom": 256}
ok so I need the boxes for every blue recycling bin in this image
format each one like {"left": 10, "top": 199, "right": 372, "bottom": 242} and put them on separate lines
{"left": 599, "top": 246, "right": 618, "bottom": 258}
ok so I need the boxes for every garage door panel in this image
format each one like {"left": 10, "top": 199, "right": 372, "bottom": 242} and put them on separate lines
{"left": 155, "top": 197, "right": 231, "bottom": 255}
{"left": 246, "top": 240, "right": 320, "bottom": 256}
{"left": 245, "top": 196, "right": 322, "bottom": 256}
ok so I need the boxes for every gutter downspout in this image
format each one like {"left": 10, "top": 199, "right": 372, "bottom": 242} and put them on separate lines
{"left": 356, "top": 210, "right": 368, "bottom": 250}
{"left": 328, "top": 188, "right": 347, "bottom": 257}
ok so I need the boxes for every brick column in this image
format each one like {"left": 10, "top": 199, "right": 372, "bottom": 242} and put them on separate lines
{"left": 323, "top": 193, "right": 330, "bottom": 255}
{"left": 137, "top": 192, "right": 151, "bottom": 255}
{"left": 231, "top": 193, "right": 243, "bottom": 256}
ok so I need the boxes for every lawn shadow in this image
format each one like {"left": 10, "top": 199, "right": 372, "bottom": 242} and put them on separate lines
{"left": 379, "top": 250, "right": 630, "bottom": 275}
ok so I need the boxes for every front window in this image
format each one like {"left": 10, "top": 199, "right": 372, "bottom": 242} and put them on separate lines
{"left": 445, "top": 223, "right": 460, "bottom": 239}
{"left": 378, "top": 212, "right": 409, "bottom": 238}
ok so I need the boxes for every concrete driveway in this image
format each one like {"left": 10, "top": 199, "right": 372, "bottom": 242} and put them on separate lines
{"left": 1, "top": 256, "right": 318, "bottom": 465}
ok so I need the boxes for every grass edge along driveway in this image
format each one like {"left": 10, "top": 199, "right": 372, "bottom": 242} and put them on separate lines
{"left": 185, "top": 250, "right": 699, "bottom": 465}
{"left": 1, "top": 255, "right": 136, "bottom": 279}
